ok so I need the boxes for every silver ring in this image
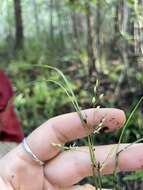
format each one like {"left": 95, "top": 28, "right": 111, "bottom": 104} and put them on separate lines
{"left": 22, "top": 138, "right": 44, "bottom": 166}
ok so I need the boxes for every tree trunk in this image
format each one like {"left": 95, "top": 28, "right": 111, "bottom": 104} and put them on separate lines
{"left": 112, "top": 0, "right": 121, "bottom": 54}
{"left": 96, "top": 0, "right": 102, "bottom": 71}
{"left": 71, "top": 11, "right": 81, "bottom": 52}
{"left": 133, "top": 0, "right": 143, "bottom": 56}
{"left": 32, "top": 0, "right": 40, "bottom": 38}
{"left": 86, "top": 3, "right": 96, "bottom": 75}
{"left": 13, "top": 0, "right": 24, "bottom": 50}
{"left": 50, "top": 0, "right": 54, "bottom": 41}
{"left": 114, "top": 0, "right": 130, "bottom": 98}
{"left": 55, "top": 1, "right": 65, "bottom": 48}
{"left": 96, "top": 0, "right": 101, "bottom": 57}
{"left": 71, "top": 12, "right": 78, "bottom": 44}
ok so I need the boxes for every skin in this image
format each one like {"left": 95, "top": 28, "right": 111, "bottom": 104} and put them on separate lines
{"left": 0, "top": 108, "right": 143, "bottom": 190}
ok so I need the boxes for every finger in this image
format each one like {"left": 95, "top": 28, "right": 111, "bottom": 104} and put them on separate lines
{"left": 44, "top": 143, "right": 143, "bottom": 187}
{"left": 25, "top": 108, "right": 125, "bottom": 162}
{"left": 0, "top": 177, "right": 13, "bottom": 190}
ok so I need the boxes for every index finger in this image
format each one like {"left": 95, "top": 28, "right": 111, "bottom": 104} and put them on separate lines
{"left": 25, "top": 108, "right": 125, "bottom": 162}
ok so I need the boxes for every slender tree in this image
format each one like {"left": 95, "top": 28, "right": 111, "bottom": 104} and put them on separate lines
{"left": 32, "top": 0, "right": 40, "bottom": 38}
{"left": 13, "top": 0, "right": 24, "bottom": 50}
{"left": 133, "top": 0, "right": 143, "bottom": 56}
{"left": 86, "top": 2, "right": 96, "bottom": 75}
{"left": 50, "top": 0, "right": 54, "bottom": 41}
{"left": 96, "top": 0, "right": 101, "bottom": 57}
{"left": 55, "top": 1, "right": 65, "bottom": 47}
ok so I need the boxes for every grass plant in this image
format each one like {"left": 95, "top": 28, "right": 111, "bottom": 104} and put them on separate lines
{"left": 20, "top": 64, "right": 143, "bottom": 189}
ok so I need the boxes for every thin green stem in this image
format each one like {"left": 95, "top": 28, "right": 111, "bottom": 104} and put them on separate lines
{"left": 113, "top": 96, "right": 143, "bottom": 190}
{"left": 21, "top": 64, "right": 113, "bottom": 189}
{"left": 119, "top": 96, "right": 143, "bottom": 144}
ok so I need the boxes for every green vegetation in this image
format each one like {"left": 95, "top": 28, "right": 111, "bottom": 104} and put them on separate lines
{"left": 0, "top": 0, "right": 143, "bottom": 189}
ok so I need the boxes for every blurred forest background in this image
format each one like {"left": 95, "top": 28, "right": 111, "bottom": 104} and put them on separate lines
{"left": 0, "top": 0, "right": 143, "bottom": 189}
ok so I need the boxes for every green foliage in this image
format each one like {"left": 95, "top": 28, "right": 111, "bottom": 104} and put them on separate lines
{"left": 124, "top": 171, "right": 143, "bottom": 181}
{"left": 6, "top": 61, "right": 74, "bottom": 134}
{"left": 1, "top": 0, "right": 143, "bottom": 188}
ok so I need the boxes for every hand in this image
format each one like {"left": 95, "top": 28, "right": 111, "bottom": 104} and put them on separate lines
{"left": 0, "top": 108, "right": 143, "bottom": 190}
